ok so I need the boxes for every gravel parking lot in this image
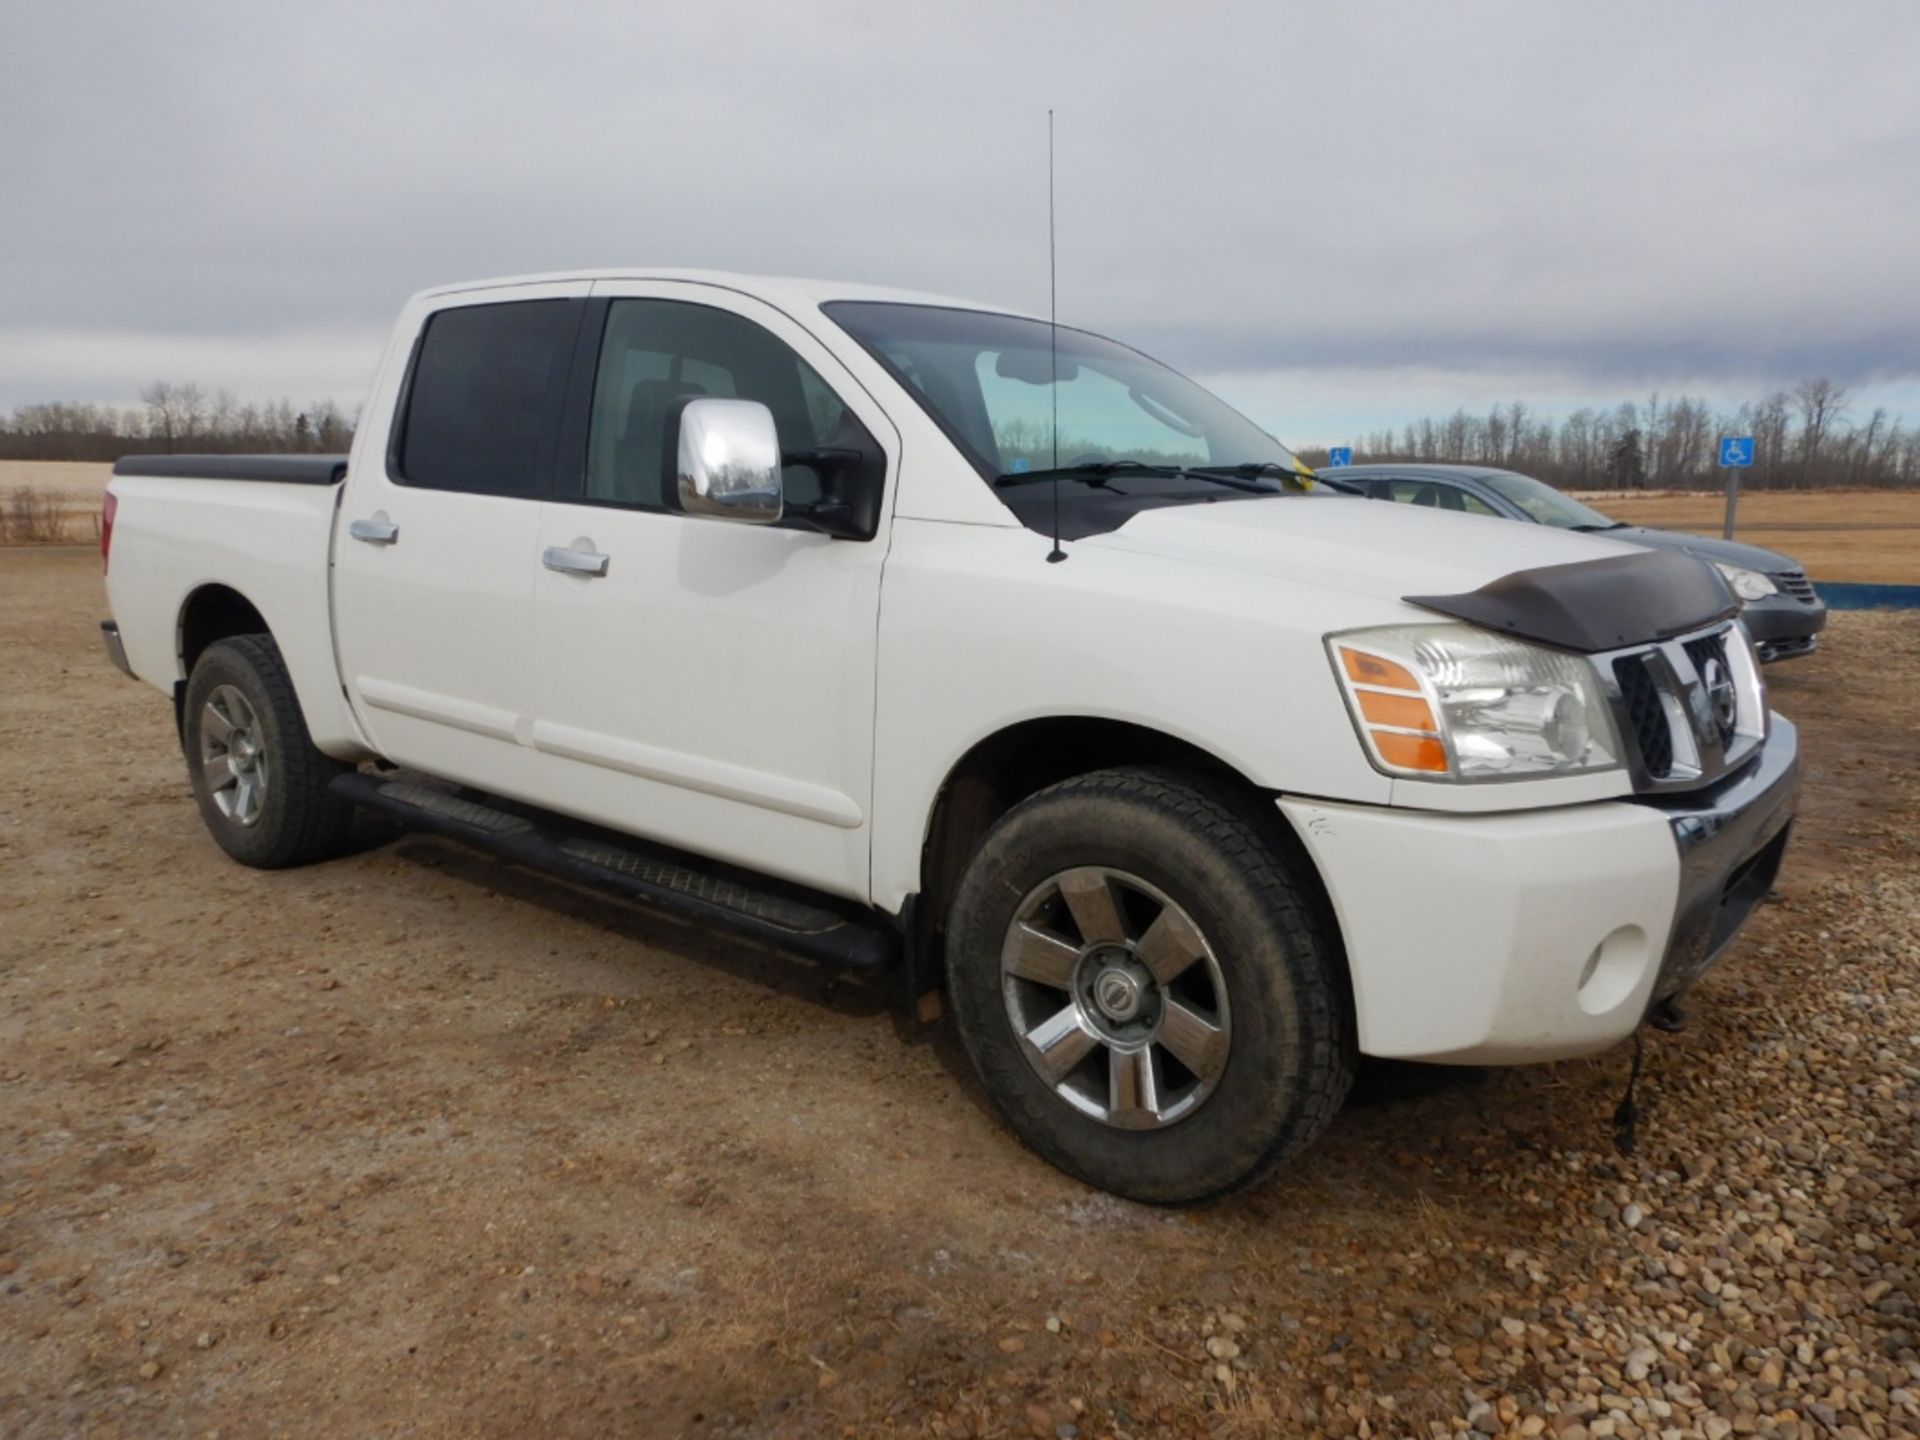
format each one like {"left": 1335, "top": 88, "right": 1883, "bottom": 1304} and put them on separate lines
{"left": 2, "top": 546, "right": 1915, "bottom": 1439}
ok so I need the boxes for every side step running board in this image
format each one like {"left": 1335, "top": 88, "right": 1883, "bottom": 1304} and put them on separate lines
{"left": 331, "top": 772, "right": 899, "bottom": 973}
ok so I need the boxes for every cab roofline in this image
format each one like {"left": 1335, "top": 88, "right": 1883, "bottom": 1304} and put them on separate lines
{"left": 409, "top": 268, "right": 1038, "bottom": 320}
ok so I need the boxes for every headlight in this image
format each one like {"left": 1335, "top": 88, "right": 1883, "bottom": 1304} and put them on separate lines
{"left": 1713, "top": 562, "right": 1777, "bottom": 602}
{"left": 1328, "top": 624, "right": 1622, "bottom": 781}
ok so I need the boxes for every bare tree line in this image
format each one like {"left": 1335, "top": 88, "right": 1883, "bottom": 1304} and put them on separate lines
{"left": 1296, "top": 378, "right": 1918, "bottom": 489}
{"left": 6, "top": 373, "right": 1915, "bottom": 491}
{"left": 0, "top": 382, "right": 356, "bottom": 462}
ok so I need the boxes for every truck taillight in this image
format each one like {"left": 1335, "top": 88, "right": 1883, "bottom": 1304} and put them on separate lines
{"left": 102, "top": 490, "right": 118, "bottom": 573}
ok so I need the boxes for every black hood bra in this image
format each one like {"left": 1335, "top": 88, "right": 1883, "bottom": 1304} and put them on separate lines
{"left": 1405, "top": 547, "right": 1739, "bottom": 653}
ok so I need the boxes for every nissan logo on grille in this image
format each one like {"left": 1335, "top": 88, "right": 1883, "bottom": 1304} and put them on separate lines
{"left": 1702, "top": 656, "right": 1738, "bottom": 744}
{"left": 1608, "top": 623, "right": 1756, "bottom": 788}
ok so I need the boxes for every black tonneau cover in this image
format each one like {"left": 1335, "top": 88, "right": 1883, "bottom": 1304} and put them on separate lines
{"left": 1405, "top": 547, "right": 1738, "bottom": 653}
{"left": 112, "top": 454, "right": 348, "bottom": 485}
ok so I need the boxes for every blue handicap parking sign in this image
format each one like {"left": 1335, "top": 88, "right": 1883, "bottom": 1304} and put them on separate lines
{"left": 1719, "top": 436, "right": 1754, "bottom": 468}
{"left": 1327, "top": 447, "right": 1352, "bottom": 467}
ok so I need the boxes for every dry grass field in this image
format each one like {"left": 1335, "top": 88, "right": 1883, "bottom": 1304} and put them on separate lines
{"left": 0, "top": 462, "right": 110, "bottom": 545}
{"left": 1591, "top": 490, "right": 1920, "bottom": 584}
{"left": 1, "top": 546, "right": 1916, "bottom": 1438}
{"left": 0, "top": 460, "right": 115, "bottom": 496}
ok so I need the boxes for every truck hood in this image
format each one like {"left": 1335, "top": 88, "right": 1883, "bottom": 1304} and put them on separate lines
{"left": 1081, "top": 495, "right": 1644, "bottom": 604}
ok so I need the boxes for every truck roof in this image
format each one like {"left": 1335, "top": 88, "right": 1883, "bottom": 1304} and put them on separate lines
{"left": 413, "top": 268, "right": 1037, "bottom": 319}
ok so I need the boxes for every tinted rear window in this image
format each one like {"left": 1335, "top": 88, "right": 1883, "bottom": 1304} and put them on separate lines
{"left": 396, "top": 300, "right": 575, "bottom": 495}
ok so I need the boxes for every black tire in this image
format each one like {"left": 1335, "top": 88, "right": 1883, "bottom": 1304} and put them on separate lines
{"left": 945, "top": 767, "right": 1353, "bottom": 1204}
{"left": 182, "top": 634, "right": 356, "bottom": 869}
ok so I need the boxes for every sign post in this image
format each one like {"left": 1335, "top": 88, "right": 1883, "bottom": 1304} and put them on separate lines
{"left": 1327, "top": 446, "right": 1352, "bottom": 468}
{"left": 1717, "top": 436, "right": 1754, "bottom": 538}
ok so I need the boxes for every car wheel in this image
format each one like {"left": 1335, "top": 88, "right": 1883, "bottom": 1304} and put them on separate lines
{"left": 945, "top": 766, "right": 1353, "bottom": 1204}
{"left": 183, "top": 634, "right": 355, "bottom": 868}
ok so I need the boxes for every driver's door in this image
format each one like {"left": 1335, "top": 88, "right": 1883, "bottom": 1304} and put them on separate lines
{"left": 525, "top": 283, "right": 899, "bottom": 901}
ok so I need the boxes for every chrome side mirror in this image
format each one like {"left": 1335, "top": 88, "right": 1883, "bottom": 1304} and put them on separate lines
{"left": 671, "top": 398, "right": 783, "bottom": 524}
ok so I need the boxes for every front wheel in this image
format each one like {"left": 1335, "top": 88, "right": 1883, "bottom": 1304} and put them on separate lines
{"left": 183, "top": 634, "right": 355, "bottom": 869}
{"left": 945, "top": 768, "right": 1352, "bottom": 1204}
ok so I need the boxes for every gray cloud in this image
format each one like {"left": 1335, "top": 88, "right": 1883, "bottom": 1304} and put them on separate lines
{"left": 4, "top": 0, "right": 1917, "bottom": 420}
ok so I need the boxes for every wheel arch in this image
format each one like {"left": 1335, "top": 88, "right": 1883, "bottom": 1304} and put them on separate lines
{"left": 170, "top": 583, "right": 371, "bottom": 764}
{"left": 912, "top": 717, "right": 1351, "bottom": 1016}
{"left": 178, "top": 583, "right": 271, "bottom": 678}
{"left": 172, "top": 584, "right": 273, "bottom": 742}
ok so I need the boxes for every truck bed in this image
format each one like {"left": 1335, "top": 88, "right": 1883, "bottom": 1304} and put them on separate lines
{"left": 112, "top": 454, "right": 348, "bottom": 485}
{"left": 103, "top": 463, "right": 364, "bottom": 756}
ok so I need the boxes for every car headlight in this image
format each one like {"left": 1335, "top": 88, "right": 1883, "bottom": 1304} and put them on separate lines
{"left": 1328, "top": 624, "right": 1622, "bottom": 781}
{"left": 1713, "top": 562, "right": 1777, "bottom": 602}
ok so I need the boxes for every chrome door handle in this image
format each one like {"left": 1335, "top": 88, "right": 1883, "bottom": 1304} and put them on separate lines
{"left": 542, "top": 546, "right": 609, "bottom": 577}
{"left": 348, "top": 517, "right": 400, "bottom": 545}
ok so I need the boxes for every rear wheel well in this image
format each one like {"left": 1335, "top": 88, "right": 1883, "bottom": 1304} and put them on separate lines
{"left": 916, "top": 720, "right": 1345, "bottom": 1007}
{"left": 179, "top": 585, "right": 269, "bottom": 678}
{"left": 175, "top": 586, "right": 271, "bottom": 740}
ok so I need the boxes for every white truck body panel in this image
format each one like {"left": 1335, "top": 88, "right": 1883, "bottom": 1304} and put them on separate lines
{"left": 104, "top": 477, "right": 368, "bottom": 754}
{"left": 1282, "top": 794, "right": 1680, "bottom": 1063}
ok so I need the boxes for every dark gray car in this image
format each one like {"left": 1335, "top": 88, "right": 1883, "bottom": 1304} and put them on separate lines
{"left": 1333, "top": 463, "right": 1827, "bottom": 662}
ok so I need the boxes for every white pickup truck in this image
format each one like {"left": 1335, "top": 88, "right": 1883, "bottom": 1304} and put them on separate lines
{"left": 101, "top": 270, "right": 1799, "bottom": 1203}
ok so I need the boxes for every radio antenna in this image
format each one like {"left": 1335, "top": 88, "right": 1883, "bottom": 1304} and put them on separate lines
{"left": 1046, "top": 108, "right": 1066, "bottom": 563}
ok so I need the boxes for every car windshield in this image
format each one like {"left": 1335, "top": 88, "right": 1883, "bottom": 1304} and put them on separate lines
{"left": 823, "top": 301, "right": 1309, "bottom": 488}
{"left": 1478, "top": 470, "right": 1619, "bottom": 529}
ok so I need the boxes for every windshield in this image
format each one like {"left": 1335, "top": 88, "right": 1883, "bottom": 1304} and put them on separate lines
{"left": 1478, "top": 470, "right": 1618, "bottom": 529}
{"left": 823, "top": 302, "right": 1306, "bottom": 484}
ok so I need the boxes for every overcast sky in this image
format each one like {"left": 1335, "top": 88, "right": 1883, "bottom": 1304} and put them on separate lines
{"left": 3, "top": 0, "right": 1916, "bottom": 443}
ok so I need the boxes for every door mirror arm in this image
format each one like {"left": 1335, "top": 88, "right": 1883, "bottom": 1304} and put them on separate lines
{"left": 780, "top": 446, "right": 864, "bottom": 473}
{"left": 787, "top": 497, "right": 857, "bottom": 536}
{"left": 781, "top": 446, "right": 882, "bottom": 540}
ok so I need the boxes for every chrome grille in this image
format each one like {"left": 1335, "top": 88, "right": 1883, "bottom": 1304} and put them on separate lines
{"left": 1597, "top": 622, "right": 1764, "bottom": 792}
{"left": 1775, "top": 570, "right": 1818, "bottom": 605}
{"left": 1612, "top": 656, "right": 1673, "bottom": 778}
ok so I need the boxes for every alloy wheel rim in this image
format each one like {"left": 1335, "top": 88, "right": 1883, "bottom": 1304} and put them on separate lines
{"left": 1000, "top": 866, "right": 1231, "bottom": 1130}
{"left": 199, "top": 684, "right": 268, "bottom": 827}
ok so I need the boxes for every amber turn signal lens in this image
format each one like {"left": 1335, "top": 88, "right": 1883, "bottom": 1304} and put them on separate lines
{"left": 1371, "top": 731, "right": 1448, "bottom": 773}
{"left": 1356, "top": 690, "right": 1436, "bottom": 731}
{"left": 1338, "top": 646, "right": 1420, "bottom": 692}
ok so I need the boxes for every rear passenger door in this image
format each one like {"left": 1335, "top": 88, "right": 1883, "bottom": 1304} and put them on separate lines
{"left": 526, "top": 282, "right": 898, "bottom": 902}
{"left": 333, "top": 284, "right": 588, "bottom": 794}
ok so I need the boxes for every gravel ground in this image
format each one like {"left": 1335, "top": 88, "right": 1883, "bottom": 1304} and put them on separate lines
{"left": 1, "top": 546, "right": 1915, "bottom": 1439}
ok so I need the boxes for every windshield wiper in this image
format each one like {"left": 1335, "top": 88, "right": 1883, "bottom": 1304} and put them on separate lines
{"left": 994, "top": 460, "right": 1183, "bottom": 489}
{"left": 1570, "top": 521, "right": 1628, "bottom": 532}
{"left": 1008, "top": 460, "right": 1281, "bottom": 494}
{"left": 1189, "top": 462, "right": 1361, "bottom": 495}
{"left": 996, "top": 459, "right": 1328, "bottom": 497}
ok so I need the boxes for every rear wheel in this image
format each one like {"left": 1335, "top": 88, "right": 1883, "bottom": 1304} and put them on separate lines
{"left": 183, "top": 635, "right": 355, "bottom": 868}
{"left": 945, "top": 767, "right": 1352, "bottom": 1204}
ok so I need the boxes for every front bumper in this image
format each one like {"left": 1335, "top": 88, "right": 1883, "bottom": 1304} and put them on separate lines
{"left": 1741, "top": 592, "right": 1827, "bottom": 662}
{"left": 1642, "top": 714, "right": 1799, "bottom": 1001}
{"left": 1280, "top": 716, "right": 1799, "bottom": 1065}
